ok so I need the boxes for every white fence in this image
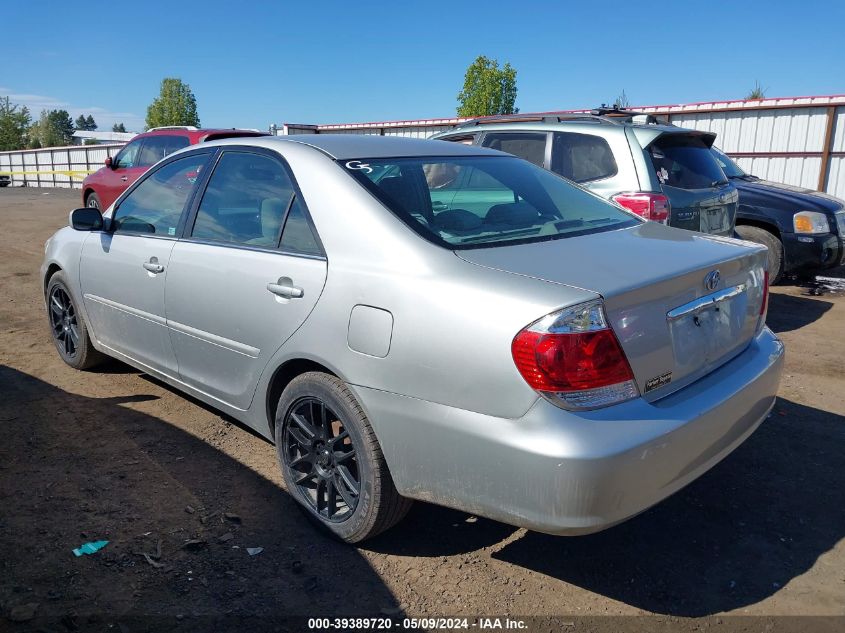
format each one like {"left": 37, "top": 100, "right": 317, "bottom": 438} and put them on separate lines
{"left": 0, "top": 144, "right": 125, "bottom": 189}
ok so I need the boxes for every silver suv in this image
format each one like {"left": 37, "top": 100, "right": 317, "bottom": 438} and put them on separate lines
{"left": 432, "top": 109, "right": 737, "bottom": 236}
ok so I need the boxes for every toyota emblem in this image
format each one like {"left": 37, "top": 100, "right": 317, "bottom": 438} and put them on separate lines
{"left": 704, "top": 270, "right": 721, "bottom": 292}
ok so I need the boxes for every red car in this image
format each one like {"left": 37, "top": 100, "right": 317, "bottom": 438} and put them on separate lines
{"left": 81, "top": 127, "right": 268, "bottom": 210}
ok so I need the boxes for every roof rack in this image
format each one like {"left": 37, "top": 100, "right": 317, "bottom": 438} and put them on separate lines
{"left": 453, "top": 112, "right": 610, "bottom": 130}
{"left": 146, "top": 126, "right": 200, "bottom": 132}
{"left": 589, "top": 106, "right": 670, "bottom": 126}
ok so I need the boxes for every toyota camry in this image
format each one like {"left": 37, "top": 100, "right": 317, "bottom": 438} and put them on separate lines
{"left": 42, "top": 135, "right": 784, "bottom": 542}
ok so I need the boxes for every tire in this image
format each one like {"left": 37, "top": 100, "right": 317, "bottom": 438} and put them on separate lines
{"left": 85, "top": 191, "right": 102, "bottom": 210}
{"left": 275, "top": 372, "right": 412, "bottom": 543}
{"left": 46, "top": 271, "right": 105, "bottom": 370}
{"left": 735, "top": 224, "right": 784, "bottom": 284}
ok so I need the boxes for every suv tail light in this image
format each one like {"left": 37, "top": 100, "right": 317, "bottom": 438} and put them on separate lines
{"left": 512, "top": 300, "right": 639, "bottom": 410}
{"left": 612, "top": 192, "right": 670, "bottom": 224}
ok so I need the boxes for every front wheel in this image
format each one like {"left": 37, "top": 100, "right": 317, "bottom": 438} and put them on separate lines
{"left": 85, "top": 191, "right": 102, "bottom": 210}
{"left": 735, "top": 225, "right": 784, "bottom": 284}
{"left": 275, "top": 372, "right": 412, "bottom": 543}
{"left": 46, "top": 272, "right": 105, "bottom": 370}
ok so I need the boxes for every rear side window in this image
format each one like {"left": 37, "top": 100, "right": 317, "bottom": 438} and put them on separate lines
{"left": 138, "top": 135, "right": 190, "bottom": 167}
{"left": 551, "top": 132, "right": 617, "bottom": 183}
{"left": 279, "top": 197, "right": 322, "bottom": 256}
{"left": 481, "top": 132, "right": 547, "bottom": 167}
{"left": 112, "top": 153, "right": 210, "bottom": 235}
{"left": 650, "top": 136, "right": 726, "bottom": 189}
{"left": 192, "top": 152, "right": 296, "bottom": 247}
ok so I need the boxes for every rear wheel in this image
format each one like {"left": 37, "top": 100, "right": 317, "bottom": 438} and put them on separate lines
{"left": 85, "top": 192, "right": 101, "bottom": 210}
{"left": 46, "top": 272, "right": 104, "bottom": 370}
{"left": 735, "top": 225, "right": 784, "bottom": 284}
{"left": 275, "top": 372, "right": 412, "bottom": 542}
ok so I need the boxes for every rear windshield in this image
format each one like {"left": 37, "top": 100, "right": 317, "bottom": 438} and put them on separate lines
{"left": 341, "top": 156, "right": 640, "bottom": 249}
{"left": 650, "top": 135, "right": 727, "bottom": 189}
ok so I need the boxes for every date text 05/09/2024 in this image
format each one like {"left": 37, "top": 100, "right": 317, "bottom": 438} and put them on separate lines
{"left": 307, "top": 617, "right": 528, "bottom": 630}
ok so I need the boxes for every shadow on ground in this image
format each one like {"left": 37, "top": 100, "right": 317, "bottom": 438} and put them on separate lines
{"left": 767, "top": 292, "right": 833, "bottom": 333}
{"left": 0, "top": 365, "right": 401, "bottom": 631}
{"left": 489, "top": 397, "right": 845, "bottom": 616}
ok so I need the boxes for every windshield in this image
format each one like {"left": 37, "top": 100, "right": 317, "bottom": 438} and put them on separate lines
{"left": 650, "top": 135, "right": 728, "bottom": 189}
{"left": 341, "top": 156, "right": 640, "bottom": 249}
{"left": 710, "top": 147, "right": 747, "bottom": 178}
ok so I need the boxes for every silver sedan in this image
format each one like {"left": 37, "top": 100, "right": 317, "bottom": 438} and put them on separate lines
{"left": 42, "top": 135, "right": 784, "bottom": 542}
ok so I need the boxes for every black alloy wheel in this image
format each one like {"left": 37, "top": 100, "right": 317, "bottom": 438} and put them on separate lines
{"left": 283, "top": 397, "right": 360, "bottom": 522}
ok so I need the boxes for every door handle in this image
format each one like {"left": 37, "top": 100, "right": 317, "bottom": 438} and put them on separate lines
{"left": 267, "top": 277, "right": 304, "bottom": 299}
{"left": 120, "top": 176, "right": 128, "bottom": 182}
{"left": 143, "top": 257, "right": 165, "bottom": 274}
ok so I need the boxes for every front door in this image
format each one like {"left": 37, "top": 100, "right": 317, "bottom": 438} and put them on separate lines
{"left": 80, "top": 151, "right": 212, "bottom": 375}
{"left": 164, "top": 149, "right": 327, "bottom": 410}
{"left": 98, "top": 138, "right": 147, "bottom": 209}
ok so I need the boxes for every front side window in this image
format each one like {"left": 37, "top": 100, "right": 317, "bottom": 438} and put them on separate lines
{"left": 344, "top": 155, "right": 639, "bottom": 249}
{"left": 650, "top": 136, "right": 727, "bottom": 189}
{"left": 112, "top": 153, "right": 210, "bottom": 236}
{"left": 113, "top": 139, "right": 142, "bottom": 169}
{"left": 137, "top": 135, "right": 190, "bottom": 167}
{"left": 551, "top": 132, "right": 617, "bottom": 183}
{"left": 481, "top": 132, "right": 548, "bottom": 167}
{"left": 191, "top": 152, "right": 299, "bottom": 248}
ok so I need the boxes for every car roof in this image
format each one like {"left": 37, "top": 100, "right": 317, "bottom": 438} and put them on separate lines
{"left": 205, "top": 134, "right": 506, "bottom": 159}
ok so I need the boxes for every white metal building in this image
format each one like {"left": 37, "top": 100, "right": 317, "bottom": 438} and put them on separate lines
{"left": 278, "top": 94, "right": 845, "bottom": 198}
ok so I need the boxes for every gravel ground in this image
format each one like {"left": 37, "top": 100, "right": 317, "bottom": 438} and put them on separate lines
{"left": 1, "top": 187, "right": 843, "bottom": 632}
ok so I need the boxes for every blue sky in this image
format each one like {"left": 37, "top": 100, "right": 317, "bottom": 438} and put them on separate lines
{"left": 4, "top": 0, "right": 842, "bottom": 132}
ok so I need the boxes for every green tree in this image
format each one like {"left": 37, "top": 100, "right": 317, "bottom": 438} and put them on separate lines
{"left": 75, "top": 114, "right": 98, "bottom": 131}
{"left": 746, "top": 81, "right": 767, "bottom": 100}
{"left": 29, "top": 109, "right": 75, "bottom": 147}
{"left": 112, "top": 122, "right": 127, "bottom": 133}
{"left": 0, "top": 96, "right": 32, "bottom": 151}
{"left": 456, "top": 56, "right": 518, "bottom": 117}
{"left": 146, "top": 78, "right": 200, "bottom": 129}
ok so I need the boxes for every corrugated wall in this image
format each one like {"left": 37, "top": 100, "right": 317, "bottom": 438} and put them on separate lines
{"left": 281, "top": 95, "right": 845, "bottom": 198}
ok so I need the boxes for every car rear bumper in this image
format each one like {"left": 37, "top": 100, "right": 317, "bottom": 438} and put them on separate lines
{"left": 354, "top": 326, "right": 784, "bottom": 535}
{"left": 782, "top": 231, "right": 845, "bottom": 273}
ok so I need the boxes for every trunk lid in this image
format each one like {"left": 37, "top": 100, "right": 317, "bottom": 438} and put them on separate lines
{"left": 457, "top": 222, "right": 768, "bottom": 400}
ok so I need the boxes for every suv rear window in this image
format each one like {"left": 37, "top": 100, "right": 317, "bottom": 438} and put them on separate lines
{"left": 481, "top": 132, "right": 547, "bottom": 167}
{"left": 649, "top": 135, "right": 726, "bottom": 190}
{"left": 342, "top": 155, "right": 639, "bottom": 249}
{"left": 551, "top": 132, "right": 617, "bottom": 183}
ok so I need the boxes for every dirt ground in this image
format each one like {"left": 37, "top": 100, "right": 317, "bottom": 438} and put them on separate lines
{"left": 1, "top": 187, "right": 844, "bottom": 632}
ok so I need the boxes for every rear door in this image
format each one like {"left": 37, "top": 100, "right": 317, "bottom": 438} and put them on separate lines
{"left": 164, "top": 148, "right": 327, "bottom": 410}
{"left": 80, "top": 151, "right": 212, "bottom": 375}
{"left": 645, "top": 133, "right": 737, "bottom": 236}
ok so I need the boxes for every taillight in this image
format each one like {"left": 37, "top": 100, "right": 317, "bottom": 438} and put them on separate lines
{"left": 512, "top": 300, "right": 639, "bottom": 410}
{"left": 612, "top": 192, "right": 670, "bottom": 224}
{"left": 760, "top": 270, "right": 769, "bottom": 316}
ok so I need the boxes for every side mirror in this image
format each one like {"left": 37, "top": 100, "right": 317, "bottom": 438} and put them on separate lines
{"left": 104, "top": 156, "right": 114, "bottom": 169}
{"left": 69, "top": 208, "right": 104, "bottom": 231}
